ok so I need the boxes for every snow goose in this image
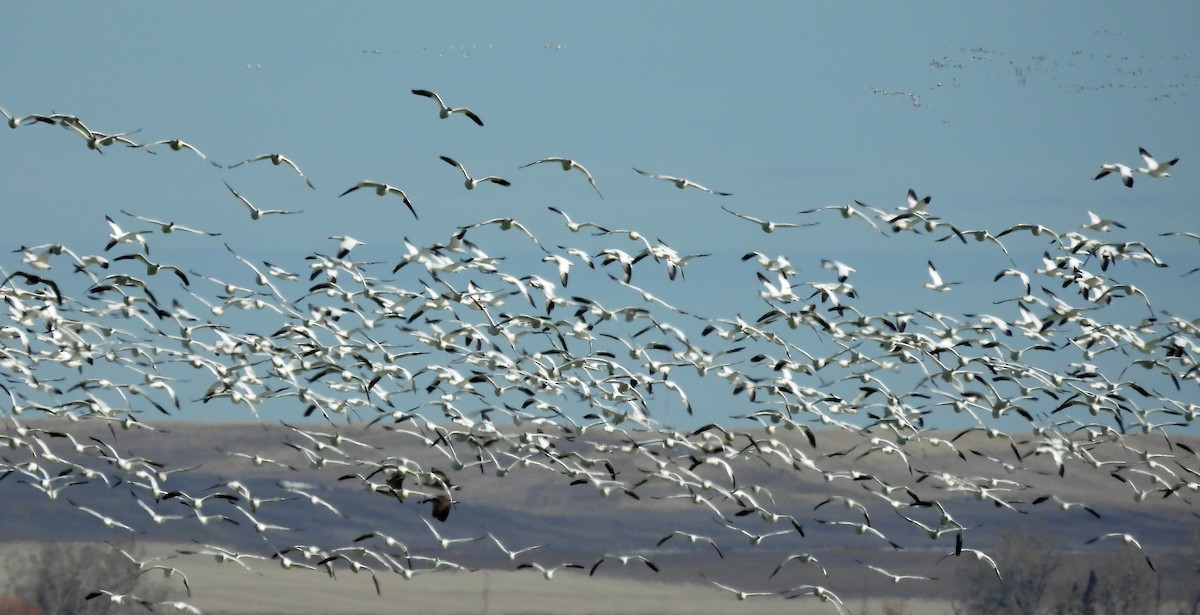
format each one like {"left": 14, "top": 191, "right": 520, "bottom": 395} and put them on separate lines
{"left": 923, "top": 260, "right": 959, "bottom": 292}
{"left": 69, "top": 500, "right": 137, "bottom": 532}
{"left": 721, "top": 205, "right": 814, "bottom": 233}
{"left": 799, "top": 202, "right": 887, "bottom": 235}
{"left": 488, "top": 532, "right": 546, "bottom": 560}
{"left": 1082, "top": 210, "right": 1125, "bottom": 233}
{"left": 330, "top": 235, "right": 364, "bottom": 259}
{"left": 104, "top": 215, "right": 150, "bottom": 253}
{"left": 768, "top": 553, "right": 826, "bottom": 578}
{"left": 547, "top": 206, "right": 609, "bottom": 233}
{"left": 57, "top": 116, "right": 144, "bottom": 152}
{"left": 1094, "top": 162, "right": 1134, "bottom": 187}
{"left": 119, "top": 210, "right": 220, "bottom": 236}
{"left": 634, "top": 167, "right": 730, "bottom": 195}
{"left": 113, "top": 253, "right": 190, "bottom": 286}
{"left": 656, "top": 530, "right": 724, "bottom": 558}
{"left": 441, "top": 155, "right": 510, "bottom": 189}
{"left": 0, "top": 105, "right": 54, "bottom": 128}
{"left": 84, "top": 590, "right": 154, "bottom": 611}
{"left": 701, "top": 574, "right": 773, "bottom": 600}
{"left": 996, "top": 222, "right": 1063, "bottom": 244}
{"left": 135, "top": 138, "right": 222, "bottom": 167}
{"left": 1136, "top": 146, "right": 1178, "bottom": 178}
{"left": 520, "top": 157, "right": 602, "bottom": 197}
{"left": 1086, "top": 533, "right": 1155, "bottom": 570}
{"left": 155, "top": 601, "right": 202, "bottom": 614}
{"left": 814, "top": 518, "right": 902, "bottom": 549}
{"left": 175, "top": 544, "right": 267, "bottom": 573}
{"left": 718, "top": 520, "right": 795, "bottom": 546}
{"left": 223, "top": 181, "right": 302, "bottom": 219}
{"left": 857, "top": 560, "right": 936, "bottom": 583}
{"left": 416, "top": 514, "right": 478, "bottom": 548}
{"left": 820, "top": 259, "right": 856, "bottom": 282}
{"left": 516, "top": 561, "right": 585, "bottom": 580}
{"left": 785, "top": 585, "right": 845, "bottom": 612}
{"left": 339, "top": 180, "right": 417, "bottom": 219}
{"left": 107, "top": 542, "right": 191, "bottom": 596}
{"left": 412, "top": 89, "right": 484, "bottom": 125}
{"left": 589, "top": 553, "right": 659, "bottom": 575}
{"left": 898, "top": 188, "right": 931, "bottom": 213}
{"left": 942, "top": 548, "right": 1002, "bottom": 583}
{"left": 227, "top": 153, "right": 315, "bottom": 189}
{"left": 1031, "top": 494, "right": 1100, "bottom": 518}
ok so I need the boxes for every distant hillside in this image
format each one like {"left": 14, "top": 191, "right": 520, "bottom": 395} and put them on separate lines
{"left": 3, "top": 421, "right": 1195, "bottom": 609}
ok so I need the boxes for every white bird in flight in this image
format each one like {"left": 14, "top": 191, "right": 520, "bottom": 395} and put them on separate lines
{"left": 924, "top": 260, "right": 959, "bottom": 292}
{"left": 1, "top": 105, "right": 55, "bottom": 129}
{"left": 84, "top": 590, "right": 154, "bottom": 611}
{"left": 113, "top": 253, "right": 191, "bottom": 286}
{"left": 721, "top": 205, "right": 815, "bottom": 233}
{"left": 1094, "top": 162, "right": 1134, "bottom": 188}
{"left": 119, "top": 210, "right": 220, "bottom": 237}
{"left": 488, "top": 532, "right": 546, "bottom": 561}
{"left": 519, "top": 157, "right": 603, "bottom": 198}
{"left": 223, "top": 181, "right": 302, "bottom": 220}
{"left": 69, "top": 500, "right": 137, "bottom": 532}
{"left": 104, "top": 215, "right": 150, "bottom": 253}
{"left": 339, "top": 180, "right": 418, "bottom": 219}
{"left": 786, "top": 584, "right": 845, "bottom": 611}
{"left": 1136, "top": 146, "right": 1178, "bottom": 179}
{"left": 135, "top": 138, "right": 222, "bottom": 167}
{"left": 1086, "top": 533, "right": 1155, "bottom": 571}
{"left": 1082, "top": 211, "right": 1125, "bottom": 233}
{"left": 898, "top": 188, "right": 931, "bottom": 213}
{"left": 702, "top": 574, "right": 773, "bottom": 600}
{"left": 547, "top": 206, "right": 609, "bottom": 233}
{"left": 331, "top": 235, "right": 365, "bottom": 260}
{"left": 857, "top": 560, "right": 936, "bottom": 583}
{"left": 59, "top": 118, "right": 144, "bottom": 152}
{"left": 820, "top": 259, "right": 856, "bottom": 283}
{"left": 441, "top": 156, "right": 511, "bottom": 189}
{"left": 412, "top": 89, "right": 484, "bottom": 126}
{"left": 633, "top": 168, "right": 731, "bottom": 195}
{"left": 227, "top": 153, "right": 315, "bottom": 189}
{"left": 799, "top": 201, "right": 887, "bottom": 236}
{"left": 516, "top": 561, "right": 585, "bottom": 580}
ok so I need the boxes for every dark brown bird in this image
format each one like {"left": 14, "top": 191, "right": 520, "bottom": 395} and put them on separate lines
{"left": 387, "top": 467, "right": 457, "bottom": 522}
{"left": 421, "top": 468, "right": 456, "bottom": 522}
{"left": 1, "top": 270, "right": 63, "bottom": 304}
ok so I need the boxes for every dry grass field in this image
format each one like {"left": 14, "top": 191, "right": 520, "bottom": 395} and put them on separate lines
{"left": 0, "top": 541, "right": 959, "bottom": 615}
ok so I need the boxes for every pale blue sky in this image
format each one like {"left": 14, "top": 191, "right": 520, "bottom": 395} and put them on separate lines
{"left": 1, "top": 3, "right": 1197, "bottom": 429}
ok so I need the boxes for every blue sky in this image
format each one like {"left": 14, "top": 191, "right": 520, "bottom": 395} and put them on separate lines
{"left": 1, "top": 3, "right": 1198, "bottom": 430}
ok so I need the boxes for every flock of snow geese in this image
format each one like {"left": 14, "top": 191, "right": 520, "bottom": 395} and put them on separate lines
{"left": 0, "top": 93, "right": 1195, "bottom": 614}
